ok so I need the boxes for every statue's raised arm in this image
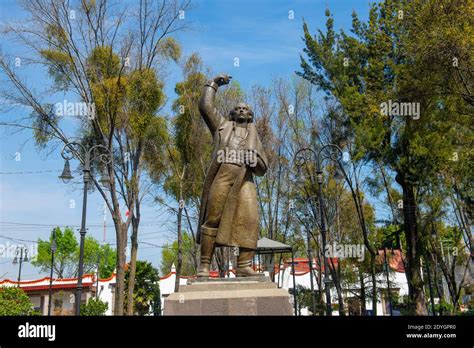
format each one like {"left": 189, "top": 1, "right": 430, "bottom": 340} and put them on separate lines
{"left": 198, "top": 74, "right": 232, "bottom": 134}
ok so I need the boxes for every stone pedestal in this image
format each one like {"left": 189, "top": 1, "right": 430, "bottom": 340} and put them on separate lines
{"left": 163, "top": 277, "right": 293, "bottom": 315}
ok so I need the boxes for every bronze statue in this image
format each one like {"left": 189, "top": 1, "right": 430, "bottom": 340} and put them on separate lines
{"left": 196, "top": 74, "right": 268, "bottom": 278}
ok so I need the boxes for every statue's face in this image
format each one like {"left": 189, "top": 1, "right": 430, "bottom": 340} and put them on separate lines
{"left": 232, "top": 103, "right": 253, "bottom": 122}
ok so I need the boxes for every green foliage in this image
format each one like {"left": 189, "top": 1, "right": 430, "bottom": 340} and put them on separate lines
{"left": 125, "top": 260, "right": 160, "bottom": 315}
{"left": 373, "top": 224, "right": 402, "bottom": 249}
{"left": 298, "top": 0, "right": 471, "bottom": 187}
{"left": 165, "top": 53, "right": 211, "bottom": 200}
{"left": 392, "top": 294, "right": 411, "bottom": 316}
{"left": 151, "top": 282, "right": 161, "bottom": 316}
{"left": 293, "top": 285, "right": 326, "bottom": 316}
{"left": 32, "top": 227, "right": 77, "bottom": 278}
{"left": 435, "top": 299, "right": 455, "bottom": 315}
{"left": 128, "top": 68, "right": 164, "bottom": 114}
{"left": 160, "top": 231, "right": 196, "bottom": 276}
{"left": 32, "top": 227, "right": 116, "bottom": 279}
{"left": 143, "top": 115, "right": 170, "bottom": 183}
{"left": 40, "top": 24, "right": 73, "bottom": 90}
{"left": 85, "top": 46, "right": 126, "bottom": 132}
{"left": 32, "top": 105, "right": 59, "bottom": 149}
{"left": 0, "top": 287, "right": 39, "bottom": 316}
{"left": 91, "top": 76, "right": 128, "bottom": 130}
{"left": 432, "top": 224, "right": 470, "bottom": 266}
{"left": 293, "top": 285, "right": 313, "bottom": 315}
{"left": 82, "top": 239, "right": 116, "bottom": 279}
{"left": 40, "top": 49, "right": 74, "bottom": 89}
{"left": 86, "top": 46, "right": 121, "bottom": 83}
{"left": 80, "top": 297, "right": 108, "bottom": 316}
{"left": 157, "top": 37, "right": 181, "bottom": 63}
{"left": 127, "top": 68, "right": 165, "bottom": 138}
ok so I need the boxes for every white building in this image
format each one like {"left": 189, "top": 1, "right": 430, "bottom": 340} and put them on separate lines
{"left": 0, "top": 273, "right": 116, "bottom": 315}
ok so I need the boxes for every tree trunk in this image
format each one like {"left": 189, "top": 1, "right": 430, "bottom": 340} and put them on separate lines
{"left": 329, "top": 262, "right": 345, "bottom": 315}
{"left": 344, "top": 162, "right": 378, "bottom": 315}
{"left": 432, "top": 238, "right": 470, "bottom": 314}
{"left": 336, "top": 284, "right": 345, "bottom": 316}
{"left": 184, "top": 207, "right": 199, "bottom": 273}
{"left": 315, "top": 253, "right": 324, "bottom": 315}
{"left": 359, "top": 268, "right": 366, "bottom": 315}
{"left": 370, "top": 253, "right": 377, "bottom": 315}
{"left": 174, "top": 197, "right": 183, "bottom": 293}
{"left": 397, "top": 175, "right": 427, "bottom": 315}
{"left": 114, "top": 221, "right": 127, "bottom": 315}
{"left": 126, "top": 217, "right": 139, "bottom": 315}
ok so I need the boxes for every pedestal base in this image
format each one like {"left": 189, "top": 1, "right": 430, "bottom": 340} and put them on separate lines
{"left": 163, "top": 277, "right": 293, "bottom": 315}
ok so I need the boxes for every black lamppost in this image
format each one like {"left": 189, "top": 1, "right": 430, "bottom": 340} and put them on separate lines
{"left": 294, "top": 144, "right": 344, "bottom": 316}
{"left": 13, "top": 246, "right": 29, "bottom": 285}
{"left": 48, "top": 230, "right": 57, "bottom": 316}
{"left": 58, "top": 141, "right": 112, "bottom": 316}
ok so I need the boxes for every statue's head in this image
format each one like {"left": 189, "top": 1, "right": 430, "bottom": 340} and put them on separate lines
{"left": 230, "top": 102, "right": 253, "bottom": 123}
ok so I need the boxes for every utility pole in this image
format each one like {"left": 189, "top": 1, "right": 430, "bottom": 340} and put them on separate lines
{"left": 48, "top": 230, "right": 57, "bottom": 316}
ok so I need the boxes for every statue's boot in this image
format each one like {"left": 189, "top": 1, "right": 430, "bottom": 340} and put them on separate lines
{"left": 196, "top": 226, "right": 217, "bottom": 278}
{"left": 236, "top": 248, "right": 264, "bottom": 277}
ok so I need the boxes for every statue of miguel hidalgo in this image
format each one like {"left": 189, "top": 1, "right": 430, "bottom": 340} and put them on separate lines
{"left": 196, "top": 74, "right": 268, "bottom": 278}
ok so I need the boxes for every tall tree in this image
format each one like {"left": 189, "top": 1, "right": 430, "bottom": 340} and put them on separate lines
{"left": 124, "top": 260, "right": 160, "bottom": 315}
{"left": 162, "top": 53, "right": 210, "bottom": 288}
{"left": 160, "top": 231, "right": 196, "bottom": 276}
{"left": 32, "top": 227, "right": 116, "bottom": 278}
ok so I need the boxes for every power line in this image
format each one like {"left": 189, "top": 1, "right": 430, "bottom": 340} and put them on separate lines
{"left": 0, "top": 170, "right": 61, "bottom": 175}
{"left": 0, "top": 234, "right": 38, "bottom": 243}
{"left": 140, "top": 241, "right": 173, "bottom": 249}
{"left": 0, "top": 220, "right": 172, "bottom": 228}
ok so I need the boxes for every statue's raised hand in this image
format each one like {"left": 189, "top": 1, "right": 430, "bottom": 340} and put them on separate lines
{"left": 213, "top": 74, "right": 232, "bottom": 86}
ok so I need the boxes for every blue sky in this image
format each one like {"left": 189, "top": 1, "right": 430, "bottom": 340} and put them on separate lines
{"left": 0, "top": 0, "right": 376, "bottom": 280}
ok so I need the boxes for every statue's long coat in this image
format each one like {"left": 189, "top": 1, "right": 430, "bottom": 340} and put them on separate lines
{"left": 196, "top": 85, "right": 268, "bottom": 249}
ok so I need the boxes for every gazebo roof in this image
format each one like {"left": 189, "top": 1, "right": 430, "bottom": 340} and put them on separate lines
{"left": 256, "top": 237, "right": 292, "bottom": 254}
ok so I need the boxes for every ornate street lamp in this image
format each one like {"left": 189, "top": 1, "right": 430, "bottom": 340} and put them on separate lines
{"left": 58, "top": 159, "right": 73, "bottom": 183}
{"left": 58, "top": 141, "right": 112, "bottom": 315}
{"left": 294, "top": 143, "right": 344, "bottom": 316}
